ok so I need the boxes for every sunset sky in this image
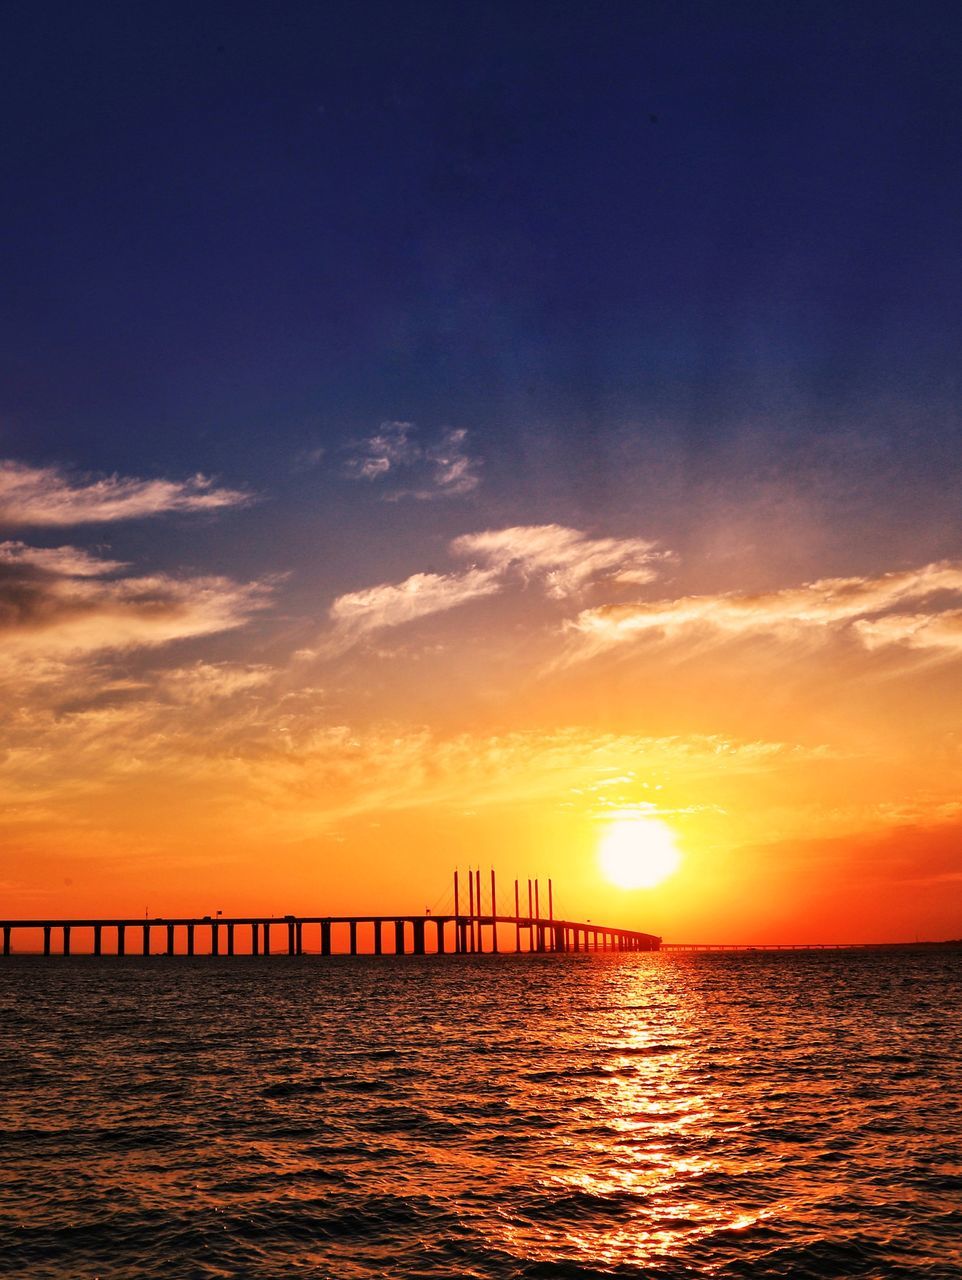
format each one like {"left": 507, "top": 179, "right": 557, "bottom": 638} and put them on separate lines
{"left": 2, "top": 2, "right": 961, "bottom": 941}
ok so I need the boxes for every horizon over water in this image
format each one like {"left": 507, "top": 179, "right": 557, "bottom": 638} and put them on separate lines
{"left": 2, "top": 952, "right": 960, "bottom": 1279}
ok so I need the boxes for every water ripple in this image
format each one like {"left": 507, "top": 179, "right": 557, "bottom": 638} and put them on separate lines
{"left": 0, "top": 950, "right": 959, "bottom": 1278}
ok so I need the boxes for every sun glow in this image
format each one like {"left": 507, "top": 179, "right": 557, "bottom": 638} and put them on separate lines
{"left": 599, "top": 815, "right": 682, "bottom": 889}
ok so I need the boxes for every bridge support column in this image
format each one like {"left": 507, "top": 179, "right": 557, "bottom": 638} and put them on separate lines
{"left": 117, "top": 924, "right": 125, "bottom": 956}
{"left": 287, "top": 919, "right": 295, "bottom": 955}
{"left": 250, "top": 922, "right": 258, "bottom": 956}
{"left": 436, "top": 919, "right": 445, "bottom": 954}
{"left": 349, "top": 920, "right": 357, "bottom": 956}
{"left": 228, "top": 923, "right": 235, "bottom": 956}
{"left": 263, "top": 923, "right": 270, "bottom": 956}
{"left": 373, "top": 920, "right": 382, "bottom": 955}
{"left": 2, "top": 925, "right": 9, "bottom": 956}
{"left": 94, "top": 924, "right": 102, "bottom": 957}
{"left": 167, "top": 923, "right": 175, "bottom": 956}
{"left": 142, "top": 923, "right": 150, "bottom": 955}
{"left": 321, "top": 921, "right": 331, "bottom": 956}
{"left": 394, "top": 919, "right": 405, "bottom": 955}
{"left": 413, "top": 918, "right": 425, "bottom": 955}
{"left": 187, "top": 924, "right": 195, "bottom": 956}
{"left": 296, "top": 921, "right": 303, "bottom": 955}
{"left": 211, "top": 923, "right": 219, "bottom": 956}
{"left": 43, "top": 925, "right": 51, "bottom": 956}
{"left": 63, "top": 925, "right": 71, "bottom": 956}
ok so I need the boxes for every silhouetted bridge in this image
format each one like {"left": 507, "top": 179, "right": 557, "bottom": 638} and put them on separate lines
{"left": 0, "top": 871, "right": 660, "bottom": 957}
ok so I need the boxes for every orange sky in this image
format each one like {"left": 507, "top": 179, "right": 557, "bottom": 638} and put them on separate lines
{"left": 2, "top": 467, "right": 961, "bottom": 943}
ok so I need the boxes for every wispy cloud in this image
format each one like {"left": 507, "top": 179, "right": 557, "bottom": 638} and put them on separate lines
{"left": 343, "top": 421, "right": 418, "bottom": 481}
{"left": 0, "top": 460, "right": 250, "bottom": 526}
{"left": 0, "top": 541, "right": 272, "bottom": 675}
{"left": 322, "top": 523, "right": 668, "bottom": 656}
{"left": 452, "top": 524, "right": 665, "bottom": 598}
{"left": 567, "top": 561, "right": 962, "bottom": 662}
{"left": 343, "top": 422, "right": 481, "bottom": 498}
{"left": 0, "top": 540, "right": 127, "bottom": 576}
{"left": 855, "top": 608, "right": 962, "bottom": 654}
{"left": 326, "top": 567, "right": 500, "bottom": 653}
{"left": 420, "top": 428, "right": 482, "bottom": 497}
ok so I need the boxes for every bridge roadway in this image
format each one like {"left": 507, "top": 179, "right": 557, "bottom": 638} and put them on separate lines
{"left": 0, "top": 913, "right": 661, "bottom": 957}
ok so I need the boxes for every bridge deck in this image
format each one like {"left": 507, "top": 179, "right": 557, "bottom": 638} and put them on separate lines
{"left": 0, "top": 913, "right": 661, "bottom": 956}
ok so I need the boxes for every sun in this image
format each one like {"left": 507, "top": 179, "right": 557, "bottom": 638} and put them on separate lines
{"left": 598, "top": 815, "right": 682, "bottom": 889}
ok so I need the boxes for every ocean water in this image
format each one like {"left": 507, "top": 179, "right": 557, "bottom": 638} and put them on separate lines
{"left": 1, "top": 951, "right": 959, "bottom": 1280}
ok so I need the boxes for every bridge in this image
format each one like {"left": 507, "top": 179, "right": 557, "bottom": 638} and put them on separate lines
{"left": 0, "top": 870, "right": 661, "bottom": 957}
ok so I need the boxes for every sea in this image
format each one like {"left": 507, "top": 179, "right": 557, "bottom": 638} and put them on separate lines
{"left": 1, "top": 950, "right": 960, "bottom": 1279}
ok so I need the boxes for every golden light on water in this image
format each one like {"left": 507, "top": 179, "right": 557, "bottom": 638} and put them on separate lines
{"left": 598, "top": 815, "right": 682, "bottom": 889}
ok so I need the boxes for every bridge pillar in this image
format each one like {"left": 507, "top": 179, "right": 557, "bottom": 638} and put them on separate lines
{"left": 228, "top": 923, "right": 235, "bottom": 956}
{"left": 166, "top": 923, "right": 175, "bottom": 956}
{"left": 349, "top": 920, "right": 358, "bottom": 956}
{"left": 250, "top": 922, "right": 258, "bottom": 956}
{"left": 63, "top": 925, "right": 71, "bottom": 956}
{"left": 187, "top": 924, "right": 195, "bottom": 956}
{"left": 43, "top": 925, "right": 51, "bottom": 956}
{"left": 435, "top": 918, "right": 445, "bottom": 954}
{"left": 142, "top": 923, "right": 150, "bottom": 955}
{"left": 117, "top": 924, "right": 125, "bottom": 956}
{"left": 2, "top": 925, "right": 9, "bottom": 956}
{"left": 373, "top": 920, "right": 382, "bottom": 955}
{"left": 263, "top": 922, "right": 270, "bottom": 956}
{"left": 211, "top": 923, "right": 219, "bottom": 956}
{"left": 287, "top": 919, "right": 295, "bottom": 955}
{"left": 321, "top": 921, "right": 331, "bottom": 956}
{"left": 296, "top": 921, "right": 303, "bottom": 955}
{"left": 413, "top": 918, "right": 425, "bottom": 955}
{"left": 94, "top": 924, "right": 102, "bottom": 957}
{"left": 394, "top": 919, "right": 405, "bottom": 955}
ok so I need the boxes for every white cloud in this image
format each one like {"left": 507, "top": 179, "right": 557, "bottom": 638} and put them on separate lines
{"left": 0, "top": 549, "right": 272, "bottom": 676}
{"left": 855, "top": 608, "right": 962, "bottom": 654}
{"left": 568, "top": 561, "right": 962, "bottom": 661}
{"left": 321, "top": 523, "right": 668, "bottom": 656}
{"left": 343, "top": 421, "right": 418, "bottom": 481}
{"left": 420, "top": 428, "right": 482, "bottom": 497}
{"left": 0, "top": 540, "right": 127, "bottom": 576}
{"left": 343, "top": 422, "right": 482, "bottom": 499}
{"left": 452, "top": 524, "right": 665, "bottom": 598}
{"left": 0, "top": 460, "right": 249, "bottom": 526}
{"left": 327, "top": 567, "right": 500, "bottom": 651}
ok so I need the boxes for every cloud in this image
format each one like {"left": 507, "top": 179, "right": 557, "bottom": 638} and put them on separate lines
{"left": 0, "top": 540, "right": 127, "bottom": 576}
{"left": 421, "top": 428, "right": 482, "bottom": 497}
{"left": 321, "top": 523, "right": 668, "bottom": 656}
{"left": 343, "top": 422, "right": 481, "bottom": 498}
{"left": 452, "top": 524, "right": 665, "bottom": 598}
{"left": 0, "top": 692, "right": 807, "bottom": 840}
{"left": 0, "top": 542, "right": 272, "bottom": 675}
{"left": 158, "top": 661, "right": 276, "bottom": 703}
{"left": 327, "top": 567, "right": 500, "bottom": 652}
{"left": 0, "top": 460, "right": 249, "bottom": 526}
{"left": 568, "top": 560, "right": 962, "bottom": 662}
{"left": 343, "top": 421, "right": 418, "bottom": 481}
{"left": 855, "top": 608, "right": 962, "bottom": 654}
